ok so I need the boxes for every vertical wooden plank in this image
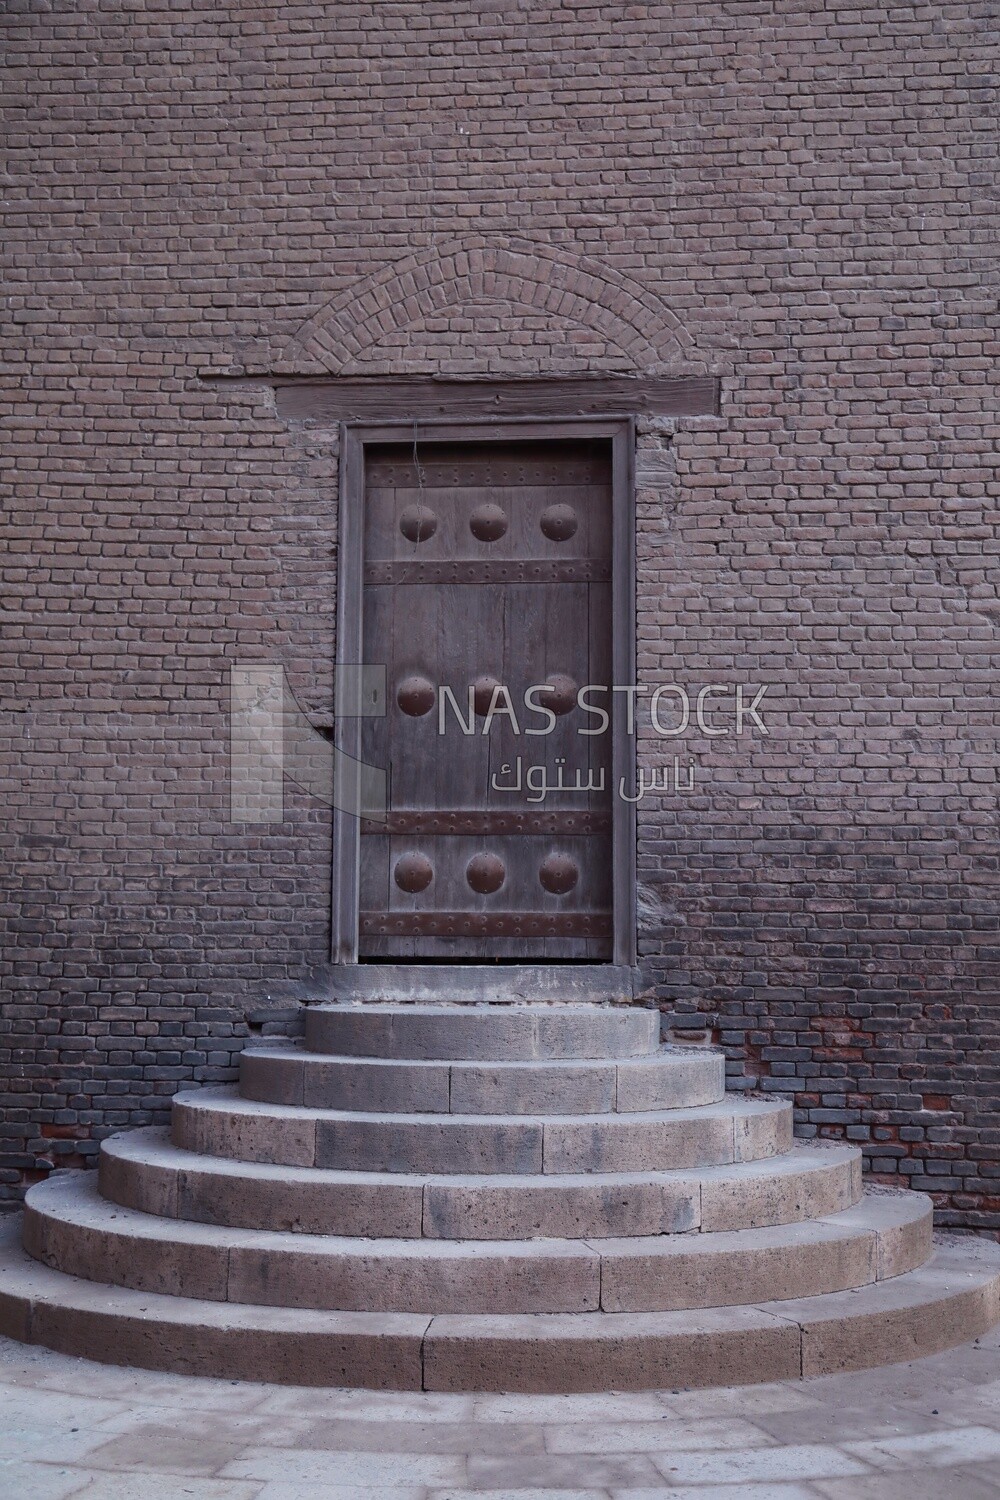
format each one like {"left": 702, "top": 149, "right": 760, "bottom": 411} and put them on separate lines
{"left": 611, "top": 419, "right": 637, "bottom": 968}
{"left": 359, "top": 581, "right": 392, "bottom": 952}
{"left": 330, "top": 425, "right": 364, "bottom": 963}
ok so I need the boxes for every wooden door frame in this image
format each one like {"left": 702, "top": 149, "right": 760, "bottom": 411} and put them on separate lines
{"left": 331, "top": 415, "right": 637, "bottom": 969}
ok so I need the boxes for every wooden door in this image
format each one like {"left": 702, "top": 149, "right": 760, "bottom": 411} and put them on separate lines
{"left": 356, "top": 434, "right": 615, "bottom": 961}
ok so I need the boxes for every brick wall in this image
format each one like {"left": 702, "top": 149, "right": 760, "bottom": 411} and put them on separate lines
{"left": 2, "top": 1, "right": 998, "bottom": 1230}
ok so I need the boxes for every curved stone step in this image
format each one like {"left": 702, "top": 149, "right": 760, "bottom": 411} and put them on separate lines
{"left": 596, "top": 1191, "right": 931, "bottom": 1312}
{"left": 101, "top": 1128, "right": 862, "bottom": 1239}
{"left": 322, "top": 963, "right": 637, "bottom": 1006}
{"left": 304, "top": 1003, "right": 660, "bottom": 1061}
{"left": 171, "top": 1086, "right": 793, "bottom": 1174}
{"left": 23, "top": 1174, "right": 930, "bottom": 1315}
{"left": 240, "top": 1043, "right": 725, "bottom": 1114}
{"left": 2, "top": 1217, "right": 996, "bottom": 1392}
{"left": 423, "top": 1239, "right": 1000, "bottom": 1391}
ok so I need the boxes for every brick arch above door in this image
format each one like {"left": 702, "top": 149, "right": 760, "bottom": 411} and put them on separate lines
{"left": 273, "top": 237, "right": 700, "bottom": 377}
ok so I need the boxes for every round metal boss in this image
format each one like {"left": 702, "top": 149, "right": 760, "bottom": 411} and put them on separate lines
{"left": 394, "top": 853, "right": 434, "bottom": 893}
{"left": 396, "top": 675, "right": 436, "bottom": 716}
{"left": 466, "top": 852, "right": 506, "bottom": 894}
{"left": 469, "top": 504, "right": 508, "bottom": 542}
{"left": 399, "top": 505, "right": 438, "bottom": 543}
{"left": 539, "top": 504, "right": 578, "bottom": 541}
{"left": 472, "top": 675, "right": 503, "bottom": 716}
{"left": 537, "top": 673, "right": 578, "bottom": 716}
{"left": 539, "top": 852, "right": 579, "bottom": 895}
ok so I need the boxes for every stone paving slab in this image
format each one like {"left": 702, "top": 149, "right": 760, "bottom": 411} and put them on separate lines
{"left": 612, "top": 1488, "right": 821, "bottom": 1500}
{"left": 546, "top": 1417, "right": 771, "bottom": 1454}
{"left": 816, "top": 1471, "right": 1000, "bottom": 1500}
{"left": 67, "top": 1482, "right": 264, "bottom": 1500}
{"left": 4, "top": 1325, "right": 1000, "bottom": 1498}
{"left": 253, "top": 1488, "right": 426, "bottom": 1500}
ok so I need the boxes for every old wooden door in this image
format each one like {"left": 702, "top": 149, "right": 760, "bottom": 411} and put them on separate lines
{"left": 336, "top": 421, "right": 633, "bottom": 964}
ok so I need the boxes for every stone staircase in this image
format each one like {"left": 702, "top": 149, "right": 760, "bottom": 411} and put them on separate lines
{"left": 1, "top": 1000, "right": 998, "bottom": 1391}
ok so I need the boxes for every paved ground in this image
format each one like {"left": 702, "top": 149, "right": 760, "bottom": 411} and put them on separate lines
{"left": 4, "top": 1329, "right": 1000, "bottom": 1500}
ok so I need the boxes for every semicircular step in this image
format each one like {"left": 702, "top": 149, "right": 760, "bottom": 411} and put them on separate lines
{"left": 303, "top": 1003, "right": 660, "bottom": 1061}
{"left": 3, "top": 1217, "right": 997, "bottom": 1393}
{"left": 100, "top": 1127, "right": 863, "bottom": 1239}
{"left": 239, "top": 1043, "right": 726, "bottom": 1114}
{"left": 23, "top": 1172, "right": 931, "bottom": 1315}
{"left": 170, "top": 1086, "right": 794, "bottom": 1174}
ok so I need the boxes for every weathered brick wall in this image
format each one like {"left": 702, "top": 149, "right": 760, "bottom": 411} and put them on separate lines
{"left": 2, "top": 2, "right": 998, "bottom": 1229}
